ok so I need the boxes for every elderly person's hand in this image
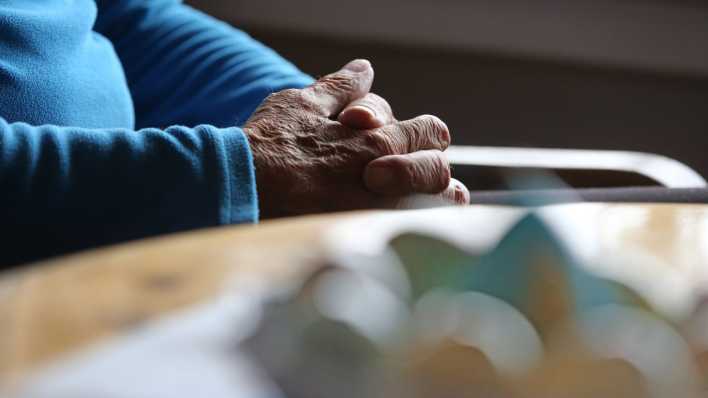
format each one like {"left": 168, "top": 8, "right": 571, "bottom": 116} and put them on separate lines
{"left": 244, "top": 59, "right": 470, "bottom": 219}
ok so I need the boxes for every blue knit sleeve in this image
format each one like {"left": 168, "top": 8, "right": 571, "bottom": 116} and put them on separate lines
{"left": 0, "top": 118, "right": 257, "bottom": 266}
{"left": 94, "top": 0, "right": 315, "bottom": 129}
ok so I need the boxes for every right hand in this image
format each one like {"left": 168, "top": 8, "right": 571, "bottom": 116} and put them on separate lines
{"left": 243, "top": 59, "right": 469, "bottom": 219}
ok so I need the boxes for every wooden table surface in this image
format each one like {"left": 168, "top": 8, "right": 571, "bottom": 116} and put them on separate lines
{"left": 2, "top": 203, "right": 708, "bottom": 388}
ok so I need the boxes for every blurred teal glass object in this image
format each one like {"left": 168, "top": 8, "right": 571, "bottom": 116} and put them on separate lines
{"left": 390, "top": 213, "right": 646, "bottom": 335}
{"left": 388, "top": 233, "right": 477, "bottom": 299}
{"left": 467, "top": 216, "right": 632, "bottom": 310}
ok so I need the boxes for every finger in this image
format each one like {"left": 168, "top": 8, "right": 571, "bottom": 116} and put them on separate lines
{"left": 440, "top": 178, "right": 471, "bottom": 205}
{"left": 303, "top": 59, "right": 374, "bottom": 118}
{"left": 363, "top": 150, "right": 450, "bottom": 196}
{"left": 369, "top": 115, "right": 451, "bottom": 156}
{"left": 392, "top": 178, "right": 470, "bottom": 209}
{"left": 338, "top": 93, "right": 395, "bottom": 130}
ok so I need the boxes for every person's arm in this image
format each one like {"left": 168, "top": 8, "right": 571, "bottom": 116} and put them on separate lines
{"left": 94, "top": 0, "right": 314, "bottom": 129}
{"left": 0, "top": 119, "right": 256, "bottom": 267}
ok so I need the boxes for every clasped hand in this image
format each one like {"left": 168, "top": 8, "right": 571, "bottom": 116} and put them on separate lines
{"left": 244, "top": 59, "right": 470, "bottom": 219}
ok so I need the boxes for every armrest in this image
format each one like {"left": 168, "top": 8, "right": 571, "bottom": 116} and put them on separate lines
{"left": 447, "top": 146, "right": 707, "bottom": 190}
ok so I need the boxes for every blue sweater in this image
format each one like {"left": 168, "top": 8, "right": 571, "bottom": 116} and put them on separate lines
{"left": 0, "top": 0, "right": 313, "bottom": 267}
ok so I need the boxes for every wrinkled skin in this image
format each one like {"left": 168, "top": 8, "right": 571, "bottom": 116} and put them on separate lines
{"left": 244, "top": 60, "right": 470, "bottom": 219}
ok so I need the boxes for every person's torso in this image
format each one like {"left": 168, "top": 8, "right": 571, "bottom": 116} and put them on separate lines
{"left": 0, "top": 0, "right": 134, "bottom": 129}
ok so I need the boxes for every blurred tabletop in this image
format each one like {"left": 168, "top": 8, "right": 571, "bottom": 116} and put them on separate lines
{"left": 2, "top": 203, "right": 708, "bottom": 388}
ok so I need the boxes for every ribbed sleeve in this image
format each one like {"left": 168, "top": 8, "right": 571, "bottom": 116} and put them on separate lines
{"left": 0, "top": 120, "right": 257, "bottom": 267}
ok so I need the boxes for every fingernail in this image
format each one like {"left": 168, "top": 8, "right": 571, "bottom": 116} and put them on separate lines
{"left": 343, "top": 59, "right": 371, "bottom": 73}
{"left": 454, "top": 184, "right": 470, "bottom": 204}
{"left": 347, "top": 105, "right": 379, "bottom": 122}
{"left": 454, "top": 186, "right": 464, "bottom": 203}
{"left": 366, "top": 166, "right": 395, "bottom": 191}
{"left": 434, "top": 117, "right": 451, "bottom": 145}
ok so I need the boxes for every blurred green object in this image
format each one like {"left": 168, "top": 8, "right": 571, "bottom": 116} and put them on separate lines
{"left": 389, "top": 234, "right": 476, "bottom": 299}
{"left": 390, "top": 214, "right": 646, "bottom": 336}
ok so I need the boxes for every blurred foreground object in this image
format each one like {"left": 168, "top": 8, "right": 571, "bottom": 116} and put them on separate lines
{"left": 2, "top": 204, "right": 708, "bottom": 397}
{"left": 246, "top": 211, "right": 705, "bottom": 398}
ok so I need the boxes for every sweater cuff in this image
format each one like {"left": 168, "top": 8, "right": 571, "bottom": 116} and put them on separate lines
{"left": 212, "top": 125, "right": 259, "bottom": 224}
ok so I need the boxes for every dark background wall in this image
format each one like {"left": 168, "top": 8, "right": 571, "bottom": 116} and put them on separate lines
{"left": 186, "top": 0, "right": 708, "bottom": 175}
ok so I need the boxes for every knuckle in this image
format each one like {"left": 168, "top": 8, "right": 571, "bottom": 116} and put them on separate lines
{"left": 301, "top": 95, "right": 326, "bottom": 115}
{"left": 277, "top": 88, "right": 302, "bottom": 102}
{"left": 414, "top": 114, "right": 434, "bottom": 130}
{"left": 317, "top": 73, "right": 357, "bottom": 95}
{"left": 255, "top": 91, "right": 295, "bottom": 118}
{"left": 397, "top": 122, "right": 418, "bottom": 152}
{"left": 274, "top": 88, "right": 326, "bottom": 115}
{"left": 267, "top": 89, "right": 303, "bottom": 109}
{"left": 365, "top": 130, "right": 396, "bottom": 155}
{"left": 432, "top": 153, "right": 451, "bottom": 191}
{"left": 419, "top": 115, "right": 450, "bottom": 149}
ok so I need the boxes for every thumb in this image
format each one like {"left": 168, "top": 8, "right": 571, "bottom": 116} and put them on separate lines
{"left": 304, "top": 59, "right": 374, "bottom": 118}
